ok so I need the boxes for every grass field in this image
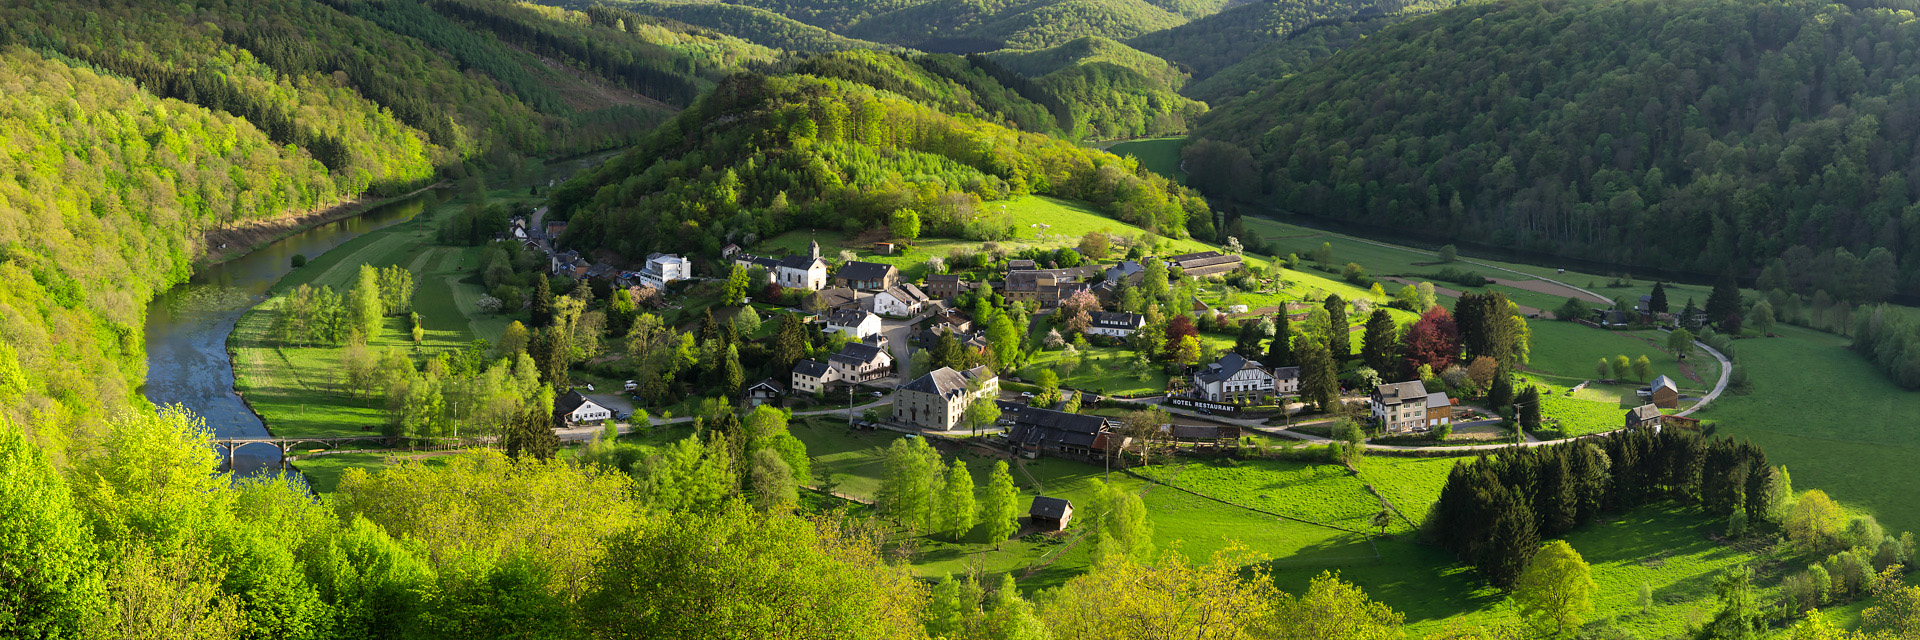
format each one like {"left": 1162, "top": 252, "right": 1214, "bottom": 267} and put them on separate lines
{"left": 1142, "top": 459, "right": 1396, "bottom": 533}
{"left": 1106, "top": 138, "right": 1186, "bottom": 184}
{"left": 294, "top": 450, "right": 455, "bottom": 493}
{"left": 231, "top": 188, "right": 525, "bottom": 440}
{"left": 1523, "top": 321, "right": 1718, "bottom": 391}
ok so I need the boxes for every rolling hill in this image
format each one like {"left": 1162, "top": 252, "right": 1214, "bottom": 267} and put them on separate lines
{"left": 1191, "top": 0, "right": 1920, "bottom": 296}
{"left": 984, "top": 36, "right": 1207, "bottom": 138}
{"left": 549, "top": 50, "right": 1215, "bottom": 261}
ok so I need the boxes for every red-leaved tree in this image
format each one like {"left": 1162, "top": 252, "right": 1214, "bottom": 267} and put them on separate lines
{"left": 1164, "top": 314, "right": 1199, "bottom": 361}
{"left": 1400, "top": 306, "right": 1459, "bottom": 376}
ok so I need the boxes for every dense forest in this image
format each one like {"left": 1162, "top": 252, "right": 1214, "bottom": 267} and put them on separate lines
{"left": 1128, "top": 0, "right": 1455, "bottom": 84}
{"left": 579, "top": 0, "right": 894, "bottom": 51}
{"left": 1191, "top": 0, "right": 1920, "bottom": 295}
{"left": 549, "top": 50, "right": 1214, "bottom": 259}
{"left": 984, "top": 37, "right": 1208, "bottom": 138}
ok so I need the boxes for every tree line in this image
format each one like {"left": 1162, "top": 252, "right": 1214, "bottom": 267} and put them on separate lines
{"left": 1429, "top": 429, "right": 1781, "bottom": 589}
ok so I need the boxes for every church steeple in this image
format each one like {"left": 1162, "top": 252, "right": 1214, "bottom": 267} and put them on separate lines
{"left": 808, "top": 238, "right": 820, "bottom": 261}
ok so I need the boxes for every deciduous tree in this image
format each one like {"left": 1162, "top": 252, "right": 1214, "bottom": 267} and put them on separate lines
{"left": 1513, "top": 541, "right": 1596, "bottom": 637}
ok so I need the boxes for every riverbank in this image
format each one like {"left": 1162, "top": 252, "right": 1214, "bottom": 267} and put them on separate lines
{"left": 195, "top": 181, "right": 447, "bottom": 268}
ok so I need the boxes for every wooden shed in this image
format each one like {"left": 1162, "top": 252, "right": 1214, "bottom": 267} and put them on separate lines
{"left": 1029, "top": 496, "right": 1073, "bottom": 531}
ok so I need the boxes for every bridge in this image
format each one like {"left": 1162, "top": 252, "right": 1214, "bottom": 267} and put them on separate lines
{"left": 214, "top": 435, "right": 468, "bottom": 468}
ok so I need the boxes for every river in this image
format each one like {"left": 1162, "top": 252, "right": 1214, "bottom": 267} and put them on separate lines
{"left": 141, "top": 190, "right": 445, "bottom": 476}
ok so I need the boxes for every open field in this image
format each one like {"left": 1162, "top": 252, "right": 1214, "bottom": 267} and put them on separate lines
{"left": 1523, "top": 321, "right": 1718, "bottom": 390}
{"left": 1105, "top": 138, "right": 1186, "bottom": 184}
{"left": 231, "top": 188, "right": 526, "bottom": 441}
{"left": 294, "top": 450, "right": 455, "bottom": 493}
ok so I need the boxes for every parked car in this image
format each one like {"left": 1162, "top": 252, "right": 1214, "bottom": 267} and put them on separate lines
{"left": 1020, "top": 392, "right": 1034, "bottom": 398}
{"left": 871, "top": 391, "right": 884, "bottom": 398}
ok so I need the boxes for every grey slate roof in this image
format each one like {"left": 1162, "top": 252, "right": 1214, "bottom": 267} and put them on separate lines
{"left": 1425, "top": 392, "right": 1450, "bottom": 407}
{"left": 1008, "top": 259, "right": 1037, "bottom": 270}
{"left": 1271, "top": 366, "right": 1301, "bottom": 380}
{"left": 836, "top": 261, "right": 895, "bottom": 282}
{"left": 1105, "top": 261, "right": 1144, "bottom": 282}
{"left": 1196, "top": 353, "right": 1262, "bottom": 384}
{"left": 901, "top": 367, "right": 970, "bottom": 396}
{"left": 831, "top": 342, "right": 889, "bottom": 366}
{"left": 1651, "top": 375, "right": 1678, "bottom": 393}
{"left": 883, "top": 283, "right": 930, "bottom": 305}
{"left": 1030, "top": 496, "right": 1072, "bottom": 519}
{"left": 778, "top": 254, "right": 825, "bottom": 270}
{"left": 828, "top": 308, "right": 874, "bottom": 327}
{"left": 1375, "top": 380, "right": 1429, "bottom": 405}
{"left": 793, "top": 359, "right": 831, "bottom": 378}
{"left": 553, "top": 390, "right": 591, "bottom": 416}
{"left": 1627, "top": 404, "right": 1663, "bottom": 423}
{"left": 749, "top": 378, "right": 784, "bottom": 393}
{"left": 1090, "top": 312, "right": 1144, "bottom": 329}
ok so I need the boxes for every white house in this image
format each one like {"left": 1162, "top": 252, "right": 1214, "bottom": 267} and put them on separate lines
{"left": 892, "top": 366, "right": 999, "bottom": 430}
{"left": 828, "top": 342, "right": 893, "bottom": 382}
{"left": 1191, "top": 353, "right": 1277, "bottom": 403}
{"left": 874, "top": 283, "right": 931, "bottom": 317}
{"left": 791, "top": 359, "right": 839, "bottom": 394}
{"left": 1086, "top": 311, "right": 1146, "bottom": 337}
{"left": 1371, "top": 380, "right": 1430, "bottom": 433}
{"left": 554, "top": 391, "right": 612, "bottom": 425}
{"left": 1270, "top": 366, "right": 1301, "bottom": 396}
{"left": 826, "top": 308, "right": 883, "bottom": 341}
{"left": 639, "top": 253, "right": 692, "bottom": 289}
{"left": 732, "top": 239, "right": 828, "bottom": 290}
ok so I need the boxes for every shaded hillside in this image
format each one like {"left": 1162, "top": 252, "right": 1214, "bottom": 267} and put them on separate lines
{"left": 1192, "top": 0, "right": 1920, "bottom": 294}
{"left": 550, "top": 51, "right": 1214, "bottom": 260}
{"left": 1127, "top": 0, "right": 1457, "bottom": 83}
{"left": 590, "top": 0, "right": 894, "bottom": 51}
{"left": 1178, "top": 11, "right": 1412, "bottom": 103}
{"left": 984, "top": 37, "right": 1207, "bottom": 138}
{"left": 847, "top": 0, "right": 1191, "bottom": 50}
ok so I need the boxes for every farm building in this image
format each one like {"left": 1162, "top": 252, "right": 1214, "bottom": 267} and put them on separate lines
{"left": 1029, "top": 496, "right": 1074, "bottom": 531}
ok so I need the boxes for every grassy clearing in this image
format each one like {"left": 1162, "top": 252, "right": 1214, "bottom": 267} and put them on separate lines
{"left": 231, "top": 189, "right": 525, "bottom": 441}
{"left": 1538, "top": 393, "right": 1628, "bottom": 436}
{"left": 1142, "top": 459, "right": 1392, "bottom": 532}
{"left": 1106, "top": 137, "right": 1186, "bottom": 184}
{"left": 294, "top": 450, "right": 456, "bottom": 493}
{"left": 1524, "top": 321, "right": 1715, "bottom": 390}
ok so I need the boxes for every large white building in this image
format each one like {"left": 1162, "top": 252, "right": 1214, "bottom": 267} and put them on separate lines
{"left": 639, "top": 253, "right": 691, "bottom": 289}
{"left": 1086, "top": 311, "right": 1146, "bottom": 337}
{"left": 554, "top": 391, "right": 613, "bottom": 425}
{"left": 826, "top": 308, "right": 883, "bottom": 342}
{"left": 874, "top": 283, "right": 931, "bottom": 317}
{"left": 1371, "top": 380, "right": 1432, "bottom": 433}
{"left": 734, "top": 240, "right": 829, "bottom": 290}
{"left": 1190, "top": 353, "right": 1278, "bottom": 403}
{"left": 893, "top": 366, "right": 998, "bottom": 430}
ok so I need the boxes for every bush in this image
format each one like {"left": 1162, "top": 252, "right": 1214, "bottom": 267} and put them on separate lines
{"left": 290, "top": 254, "right": 307, "bottom": 268}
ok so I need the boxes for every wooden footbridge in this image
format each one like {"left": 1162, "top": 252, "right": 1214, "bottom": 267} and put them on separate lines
{"left": 214, "top": 435, "right": 467, "bottom": 464}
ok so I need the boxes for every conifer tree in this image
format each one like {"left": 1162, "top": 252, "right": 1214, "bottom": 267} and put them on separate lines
{"left": 1482, "top": 487, "right": 1540, "bottom": 589}
{"left": 1266, "top": 310, "right": 1294, "bottom": 367}
{"left": 1293, "top": 337, "right": 1339, "bottom": 412}
{"left": 1361, "top": 308, "right": 1398, "bottom": 373}
{"left": 1324, "top": 295, "right": 1351, "bottom": 360}
{"left": 531, "top": 274, "right": 554, "bottom": 328}
{"left": 1649, "top": 282, "right": 1669, "bottom": 313}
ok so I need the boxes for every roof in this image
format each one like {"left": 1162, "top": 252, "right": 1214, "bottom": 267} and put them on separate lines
{"left": 1374, "top": 380, "right": 1429, "bottom": 405}
{"left": 1651, "top": 375, "right": 1678, "bottom": 393}
{"left": 554, "top": 390, "right": 593, "bottom": 415}
{"left": 828, "top": 308, "right": 875, "bottom": 327}
{"left": 835, "top": 261, "right": 896, "bottom": 282}
{"left": 748, "top": 378, "right": 784, "bottom": 392}
{"left": 1011, "top": 406, "right": 1109, "bottom": 433}
{"left": 1627, "top": 404, "right": 1662, "bottom": 422}
{"left": 1425, "top": 392, "right": 1451, "bottom": 407}
{"left": 778, "top": 254, "right": 825, "bottom": 270}
{"left": 881, "top": 283, "right": 930, "bottom": 306}
{"left": 813, "top": 287, "right": 862, "bottom": 308}
{"left": 1030, "top": 496, "right": 1072, "bottom": 519}
{"left": 831, "top": 342, "right": 889, "bottom": 366}
{"left": 900, "top": 367, "right": 971, "bottom": 397}
{"left": 793, "top": 359, "right": 831, "bottom": 378}
{"left": 1105, "top": 261, "right": 1144, "bottom": 281}
{"left": 1196, "top": 353, "right": 1265, "bottom": 384}
{"left": 1164, "top": 251, "right": 1222, "bottom": 263}
{"left": 1090, "top": 312, "right": 1145, "bottom": 329}
{"left": 740, "top": 255, "right": 782, "bottom": 270}
{"left": 1008, "top": 259, "right": 1037, "bottom": 270}
{"left": 1271, "top": 366, "right": 1301, "bottom": 380}
{"left": 927, "top": 274, "right": 962, "bottom": 284}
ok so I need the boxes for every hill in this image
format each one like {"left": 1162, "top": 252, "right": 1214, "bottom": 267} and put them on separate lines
{"left": 0, "top": 0, "right": 713, "bottom": 462}
{"left": 1127, "top": 0, "right": 1460, "bottom": 84}
{"left": 1191, "top": 0, "right": 1920, "bottom": 297}
{"left": 1178, "top": 10, "right": 1415, "bottom": 104}
{"left": 847, "top": 0, "right": 1191, "bottom": 50}
{"left": 983, "top": 37, "right": 1208, "bottom": 139}
{"left": 549, "top": 50, "right": 1215, "bottom": 261}
{"left": 584, "top": 0, "right": 895, "bottom": 51}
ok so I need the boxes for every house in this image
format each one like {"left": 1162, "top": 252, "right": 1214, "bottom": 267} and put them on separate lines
{"left": 1029, "top": 496, "right": 1074, "bottom": 531}
{"left": 1008, "top": 259, "right": 1038, "bottom": 271}
{"left": 833, "top": 261, "right": 899, "bottom": 291}
{"left": 1007, "top": 406, "right": 1128, "bottom": 461}
{"left": 734, "top": 255, "right": 783, "bottom": 283}
{"left": 810, "top": 287, "right": 867, "bottom": 311}
{"left": 1425, "top": 392, "right": 1454, "bottom": 428}
{"left": 1626, "top": 404, "right": 1663, "bottom": 429}
{"left": 1163, "top": 251, "right": 1242, "bottom": 278}
{"left": 721, "top": 243, "right": 743, "bottom": 259}
{"left": 545, "top": 221, "right": 567, "bottom": 239}
{"left": 1191, "top": 353, "right": 1278, "bottom": 403}
{"left": 746, "top": 379, "right": 784, "bottom": 407}
{"left": 1270, "top": 366, "right": 1302, "bottom": 395}
{"left": 931, "top": 306, "right": 973, "bottom": 333}
{"left": 874, "top": 283, "right": 931, "bottom": 316}
{"left": 1643, "top": 375, "right": 1680, "bottom": 408}
{"left": 1104, "top": 261, "right": 1145, "bottom": 286}
{"left": 828, "top": 342, "right": 893, "bottom": 383}
{"left": 826, "top": 309, "right": 883, "bottom": 342}
{"left": 553, "top": 391, "right": 612, "bottom": 425}
{"left": 1165, "top": 424, "right": 1243, "bottom": 447}
{"left": 1086, "top": 311, "right": 1146, "bottom": 337}
{"left": 639, "top": 253, "right": 692, "bottom": 289}
{"left": 1004, "top": 269, "right": 1083, "bottom": 307}
{"left": 926, "top": 274, "right": 968, "bottom": 299}
{"left": 892, "top": 366, "right": 999, "bottom": 430}
{"left": 1371, "top": 380, "right": 1431, "bottom": 433}
{"left": 790, "top": 359, "right": 838, "bottom": 394}
{"left": 873, "top": 242, "right": 896, "bottom": 255}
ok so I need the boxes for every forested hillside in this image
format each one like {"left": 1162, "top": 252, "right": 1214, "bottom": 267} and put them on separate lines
{"left": 0, "top": 47, "right": 349, "bottom": 466}
{"left": 1178, "top": 11, "right": 1414, "bottom": 103}
{"left": 1128, "top": 0, "right": 1438, "bottom": 81}
{"left": 1193, "top": 0, "right": 1920, "bottom": 295}
{"left": 846, "top": 0, "right": 1194, "bottom": 50}
{"left": 984, "top": 37, "right": 1207, "bottom": 138}
{"left": 550, "top": 50, "right": 1214, "bottom": 259}
{"left": 580, "top": 0, "right": 893, "bottom": 51}
{"left": 0, "top": 0, "right": 693, "bottom": 463}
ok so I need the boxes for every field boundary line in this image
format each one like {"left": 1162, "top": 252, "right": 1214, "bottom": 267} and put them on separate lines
{"left": 1121, "top": 468, "right": 1368, "bottom": 536}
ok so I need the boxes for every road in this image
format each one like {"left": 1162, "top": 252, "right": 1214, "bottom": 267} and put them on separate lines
{"left": 1125, "top": 336, "right": 1733, "bottom": 453}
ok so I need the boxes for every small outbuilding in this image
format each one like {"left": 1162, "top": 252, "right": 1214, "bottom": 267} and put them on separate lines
{"left": 1645, "top": 375, "right": 1679, "bottom": 409}
{"left": 1030, "top": 496, "right": 1074, "bottom": 531}
{"left": 1625, "top": 403, "right": 1663, "bottom": 429}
